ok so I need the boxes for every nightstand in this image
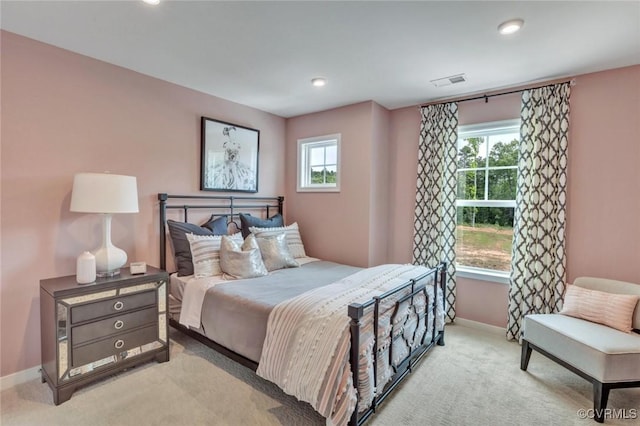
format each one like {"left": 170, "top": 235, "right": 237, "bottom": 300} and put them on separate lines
{"left": 40, "top": 266, "right": 169, "bottom": 405}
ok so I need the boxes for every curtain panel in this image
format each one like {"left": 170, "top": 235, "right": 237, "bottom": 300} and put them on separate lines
{"left": 507, "top": 82, "right": 571, "bottom": 340}
{"left": 412, "top": 103, "right": 458, "bottom": 322}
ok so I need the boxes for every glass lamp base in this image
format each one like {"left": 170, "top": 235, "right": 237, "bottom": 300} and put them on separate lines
{"left": 97, "top": 269, "right": 121, "bottom": 278}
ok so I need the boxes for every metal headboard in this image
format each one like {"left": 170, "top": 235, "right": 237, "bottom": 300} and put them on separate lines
{"left": 158, "top": 193, "right": 284, "bottom": 271}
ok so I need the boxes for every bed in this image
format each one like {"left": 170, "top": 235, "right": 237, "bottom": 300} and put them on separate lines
{"left": 158, "top": 193, "right": 446, "bottom": 426}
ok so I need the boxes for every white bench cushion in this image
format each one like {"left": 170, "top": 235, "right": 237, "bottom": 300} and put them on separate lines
{"left": 524, "top": 314, "right": 640, "bottom": 383}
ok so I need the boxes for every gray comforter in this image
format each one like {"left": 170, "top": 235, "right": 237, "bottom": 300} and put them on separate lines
{"left": 199, "top": 260, "right": 361, "bottom": 362}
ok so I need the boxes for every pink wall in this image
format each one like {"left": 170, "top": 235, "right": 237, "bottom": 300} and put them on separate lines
{"left": 285, "top": 101, "right": 391, "bottom": 268}
{"left": 0, "top": 32, "right": 286, "bottom": 376}
{"left": 566, "top": 66, "right": 640, "bottom": 284}
{"left": 368, "top": 103, "right": 390, "bottom": 266}
{"left": 456, "top": 278, "right": 509, "bottom": 327}
{"left": 388, "top": 106, "right": 421, "bottom": 264}
{"left": 286, "top": 102, "right": 374, "bottom": 267}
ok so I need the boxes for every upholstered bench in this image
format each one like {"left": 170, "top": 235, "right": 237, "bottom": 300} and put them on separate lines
{"left": 521, "top": 277, "right": 640, "bottom": 423}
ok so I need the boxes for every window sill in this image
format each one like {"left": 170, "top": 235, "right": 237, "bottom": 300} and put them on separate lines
{"left": 456, "top": 266, "right": 510, "bottom": 285}
{"left": 296, "top": 187, "right": 340, "bottom": 193}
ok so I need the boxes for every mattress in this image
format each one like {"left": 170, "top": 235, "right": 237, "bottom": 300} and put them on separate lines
{"left": 170, "top": 260, "right": 362, "bottom": 362}
{"left": 169, "top": 273, "right": 189, "bottom": 318}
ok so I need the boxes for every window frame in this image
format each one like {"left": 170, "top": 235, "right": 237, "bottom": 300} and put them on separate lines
{"left": 297, "top": 134, "right": 341, "bottom": 192}
{"left": 456, "top": 119, "right": 519, "bottom": 283}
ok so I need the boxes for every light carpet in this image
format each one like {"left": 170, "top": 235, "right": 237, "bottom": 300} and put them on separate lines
{"left": 1, "top": 324, "right": 638, "bottom": 425}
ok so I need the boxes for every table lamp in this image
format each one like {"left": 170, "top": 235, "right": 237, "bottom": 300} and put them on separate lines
{"left": 70, "top": 172, "right": 139, "bottom": 277}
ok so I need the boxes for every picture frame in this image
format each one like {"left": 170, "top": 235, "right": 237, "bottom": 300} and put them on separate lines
{"left": 200, "top": 116, "right": 259, "bottom": 193}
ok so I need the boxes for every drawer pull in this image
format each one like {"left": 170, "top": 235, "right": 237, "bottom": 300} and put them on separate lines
{"left": 114, "top": 320, "right": 124, "bottom": 330}
{"left": 113, "top": 301, "right": 124, "bottom": 311}
{"left": 114, "top": 339, "right": 125, "bottom": 349}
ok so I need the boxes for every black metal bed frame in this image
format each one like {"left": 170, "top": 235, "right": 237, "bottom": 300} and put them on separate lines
{"left": 158, "top": 193, "right": 284, "bottom": 271}
{"left": 158, "top": 193, "right": 446, "bottom": 426}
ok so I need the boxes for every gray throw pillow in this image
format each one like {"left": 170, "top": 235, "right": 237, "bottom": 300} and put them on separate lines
{"left": 239, "top": 213, "right": 284, "bottom": 238}
{"left": 219, "top": 234, "right": 268, "bottom": 279}
{"left": 255, "top": 233, "right": 299, "bottom": 271}
{"left": 202, "top": 215, "right": 228, "bottom": 234}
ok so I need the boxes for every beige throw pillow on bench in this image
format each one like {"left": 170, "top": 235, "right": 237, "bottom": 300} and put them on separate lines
{"left": 560, "top": 285, "right": 640, "bottom": 333}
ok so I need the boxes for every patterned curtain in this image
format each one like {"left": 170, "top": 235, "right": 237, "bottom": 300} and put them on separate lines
{"left": 507, "top": 82, "right": 571, "bottom": 340}
{"left": 412, "top": 103, "right": 458, "bottom": 322}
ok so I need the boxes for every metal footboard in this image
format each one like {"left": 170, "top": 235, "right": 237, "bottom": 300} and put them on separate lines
{"left": 348, "top": 262, "right": 447, "bottom": 426}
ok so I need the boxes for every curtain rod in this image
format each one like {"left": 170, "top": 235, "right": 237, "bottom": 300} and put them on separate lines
{"left": 420, "top": 79, "right": 576, "bottom": 108}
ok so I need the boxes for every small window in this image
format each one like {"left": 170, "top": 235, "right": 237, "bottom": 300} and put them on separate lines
{"left": 456, "top": 119, "right": 519, "bottom": 274}
{"left": 297, "top": 134, "right": 341, "bottom": 192}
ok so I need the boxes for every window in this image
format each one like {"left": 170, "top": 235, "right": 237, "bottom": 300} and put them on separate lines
{"left": 297, "top": 134, "right": 341, "bottom": 192}
{"left": 456, "top": 119, "right": 519, "bottom": 276}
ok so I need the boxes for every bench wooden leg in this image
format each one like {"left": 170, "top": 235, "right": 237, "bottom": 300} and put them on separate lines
{"left": 593, "top": 381, "right": 610, "bottom": 423}
{"left": 520, "top": 340, "right": 532, "bottom": 371}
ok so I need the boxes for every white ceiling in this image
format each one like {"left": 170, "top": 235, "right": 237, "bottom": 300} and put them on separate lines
{"left": 1, "top": 1, "right": 639, "bottom": 118}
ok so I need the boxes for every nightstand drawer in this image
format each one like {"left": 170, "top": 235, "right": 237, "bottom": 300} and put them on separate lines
{"left": 72, "top": 307, "right": 158, "bottom": 345}
{"left": 71, "top": 290, "right": 156, "bottom": 324}
{"left": 72, "top": 325, "right": 158, "bottom": 368}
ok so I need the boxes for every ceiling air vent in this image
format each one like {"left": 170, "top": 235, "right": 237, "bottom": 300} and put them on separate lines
{"left": 430, "top": 73, "right": 467, "bottom": 87}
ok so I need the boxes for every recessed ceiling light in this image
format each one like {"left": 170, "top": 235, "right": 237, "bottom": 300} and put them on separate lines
{"left": 498, "top": 19, "right": 524, "bottom": 35}
{"left": 311, "top": 78, "right": 327, "bottom": 87}
{"left": 143, "top": 0, "right": 160, "bottom": 5}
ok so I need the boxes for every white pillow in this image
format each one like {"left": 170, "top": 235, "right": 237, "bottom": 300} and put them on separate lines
{"left": 255, "top": 233, "right": 299, "bottom": 271}
{"left": 186, "top": 232, "right": 243, "bottom": 278}
{"left": 249, "top": 222, "right": 306, "bottom": 258}
{"left": 220, "top": 234, "right": 268, "bottom": 279}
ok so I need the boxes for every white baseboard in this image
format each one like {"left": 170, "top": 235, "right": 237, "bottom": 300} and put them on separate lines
{"left": 1, "top": 365, "right": 41, "bottom": 391}
{"left": 453, "top": 318, "right": 507, "bottom": 336}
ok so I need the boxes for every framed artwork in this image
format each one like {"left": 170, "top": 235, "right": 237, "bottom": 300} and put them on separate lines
{"left": 200, "top": 116, "right": 259, "bottom": 193}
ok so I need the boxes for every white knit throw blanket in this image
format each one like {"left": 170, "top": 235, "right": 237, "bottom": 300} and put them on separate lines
{"left": 256, "top": 264, "right": 430, "bottom": 425}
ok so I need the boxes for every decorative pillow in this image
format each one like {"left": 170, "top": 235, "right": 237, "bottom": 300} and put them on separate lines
{"left": 202, "top": 215, "right": 228, "bottom": 235}
{"left": 220, "top": 234, "right": 268, "bottom": 279}
{"left": 239, "top": 213, "right": 284, "bottom": 238}
{"left": 167, "top": 219, "right": 228, "bottom": 276}
{"left": 560, "top": 285, "right": 640, "bottom": 333}
{"left": 249, "top": 222, "right": 306, "bottom": 258}
{"left": 186, "top": 232, "right": 243, "bottom": 278}
{"left": 255, "top": 233, "right": 299, "bottom": 272}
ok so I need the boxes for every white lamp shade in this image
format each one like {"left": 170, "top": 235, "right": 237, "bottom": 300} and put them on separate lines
{"left": 70, "top": 173, "right": 139, "bottom": 214}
